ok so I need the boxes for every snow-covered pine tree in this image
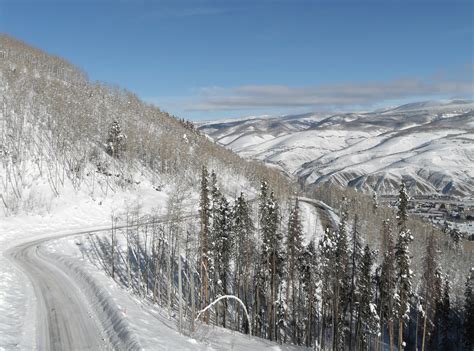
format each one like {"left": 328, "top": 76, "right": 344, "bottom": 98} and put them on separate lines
{"left": 348, "top": 214, "right": 363, "bottom": 350}
{"left": 395, "top": 182, "right": 413, "bottom": 351}
{"left": 198, "top": 166, "right": 210, "bottom": 323}
{"left": 397, "top": 182, "right": 409, "bottom": 230}
{"left": 333, "top": 205, "right": 350, "bottom": 351}
{"left": 463, "top": 269, "right": 474, "bottom": 350}
{"left": 105, "top": 120, "right": 126, "bottom": 158}
{"left": 372, "top": 191, "right": 379, "bottom": 213}
{"left": 276, "top": 284, "right": 286, "bottom": 344}
{"left": 428, "top": 267, "right": 443, "bottom": 350}
{"left": 449, "top": 227, "right": 463, "bottom": 249}
{"left": 319, "top": 227, "right": 337, "bottom": 350}
{"left": 254, "top": 180, "right": 270, "bottom": 338}
{"left": 209, "top": 169, "right": 221, "bottom": 308}
{"left": 286, "top": 197, "right": 303, "bottom": 344}
{"left": 299, "top": 240, "right": 318, "bottom": 347}
{"left": 231, "top": 192, "right": 254, "bottom": 333}
{"left": 213, "top": 194, "right": 233, "bottom": 328}
{"left": 439, "top": 276, "right": 451, "bottom": 351}
{"left": 379, "top": 219, "right": 396, "bottom": 351}
{"left": 259, "top": 188, "right": 283, "bottom": 341}
{"left": 420, "top": 231, "right": 442, "bottom": 351}
{"left": 355, "top": 244, "right": 379, "bottom": 351}
{"left": 259, "top": 180, "right": 269, "bottom": 226}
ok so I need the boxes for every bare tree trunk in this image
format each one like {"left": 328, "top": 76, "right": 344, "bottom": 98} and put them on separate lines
{"left": 111, "top": 215, "right": 115, "bottom": 279}
{"left": 190, "top": 263, "right": 196, "bottom": 332}
{"left": 167, "top": 224, "right": 172, "bottom": 318}
{"left": 415, "top": 308, "right": 420, "bottom": 351}
{"left": 126, "top": 213, "right": 132, "bottom": 290}
{"left": 320, "top": 305, "right": 325, "bottom": 350}
{"left": 398, "top": 319, "right": 404, "bottom": 351}
{"left": 144, "top": 224, "right": 149, "bottom": 296}
{"left": 421, "top": 314, "right": 427, "bottom": 351}
{"left": 389, "top": 320, "right": 394, "bottom": 351}
{"left": 136, "top": 222, "right": 142, "bottom": 297}
{"left": 178, "top": 239, "right": 183, "bottom": 332}
{"left": 153, "top": 227, "right": 162, "bottom": 303}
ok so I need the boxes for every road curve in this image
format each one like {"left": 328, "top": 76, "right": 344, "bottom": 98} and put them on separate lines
{"left": 6, "top": 219, "right": 191, "bottom": 350}
{"left": 8, "top": 236, "right": 110, "bottom": 350}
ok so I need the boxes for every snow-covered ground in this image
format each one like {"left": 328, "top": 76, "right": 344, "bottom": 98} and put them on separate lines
{"left": 39, "top": 233, "right": 307, "bottom": 350}
{"left": 1, "top": 182, "right": 312, "bottom": 350}
{"left": 0, "top": 185, "right": 164, "bottom": 350}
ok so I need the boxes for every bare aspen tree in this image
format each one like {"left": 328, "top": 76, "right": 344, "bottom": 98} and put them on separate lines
{"left": 178, "top": 238, "right": 183, "bottom": 332}
{"left": 126, "top": 209, "right": 132, "bottom": 290}
{"left": 111, "top": 213, "right": 117, "bottom": 279}
{"left": 144, "top": 223, "right": 149, "bottom": 296}
{"left": 190, "top": 261, "right": 196, "bottom": 332}
{"left": 167, "top": 222, "right": 172, "bottom": 318}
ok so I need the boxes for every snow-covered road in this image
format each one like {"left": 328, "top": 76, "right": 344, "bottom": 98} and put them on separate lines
{"left": 8, "top": 236, "right": 112, "bottom": 350}
{"left": 0, "top": 194, "right": 308, "bottom": 350}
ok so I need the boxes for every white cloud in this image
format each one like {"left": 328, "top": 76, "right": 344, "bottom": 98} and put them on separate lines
{"left": 183, "top": 75, "right": 473, "bottom": 112}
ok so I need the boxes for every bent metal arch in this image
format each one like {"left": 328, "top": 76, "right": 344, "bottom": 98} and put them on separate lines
{"left": 195, "top": 295, "right": 252, "bottom": 336}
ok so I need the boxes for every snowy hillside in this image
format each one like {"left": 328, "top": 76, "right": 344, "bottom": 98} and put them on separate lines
{"left": 199, "top": 101, "right": 474, "bottom": 197}
{"left": 0, "top": 35, "right": 301, "bottom": 350}
{"left": 2, "top": 35, "right": 472, "bottom": 351}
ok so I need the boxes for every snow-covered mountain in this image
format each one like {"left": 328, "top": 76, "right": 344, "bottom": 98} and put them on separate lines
{"left": 199, "top": 101, "right": 474, "bottom": 197}
{"left": 2, "top": 34, "right": 472, "bottom": 351}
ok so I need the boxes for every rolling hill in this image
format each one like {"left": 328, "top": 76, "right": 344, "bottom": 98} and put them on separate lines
{"left": 198, "top": 101, "right": 474, "bottom": 197}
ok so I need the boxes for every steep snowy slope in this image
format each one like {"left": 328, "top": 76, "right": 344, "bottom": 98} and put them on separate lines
{"left": 0, "top": 35, "right": 298, "bottom": 350}
{"left": 199, "top": 101, "right": 474, "bottom": 197}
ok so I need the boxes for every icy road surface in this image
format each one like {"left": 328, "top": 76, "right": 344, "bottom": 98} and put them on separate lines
{"left": 8, "top": 235, "right": 115, "bottom": 350}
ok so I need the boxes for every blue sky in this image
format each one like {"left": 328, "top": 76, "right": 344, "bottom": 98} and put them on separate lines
{"left": 1, "top": 0, "right": 473, "bottom": 120}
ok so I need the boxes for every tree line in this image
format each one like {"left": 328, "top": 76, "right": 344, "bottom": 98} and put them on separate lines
{"left": 82, "top": 160, "right": 473, "bottom": 351}
{"left": 191, "top": 170, "right": 473, "bottom": 350}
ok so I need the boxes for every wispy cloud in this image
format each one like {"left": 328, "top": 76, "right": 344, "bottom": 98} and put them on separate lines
{"left": 183, "top": 73, "right": 474, "bottom": 112}
{"left": 149, "top": 6, "right": 231, "bottom": 19}
{"left": 131, "top": 1, "right": 236, "bottom": 22}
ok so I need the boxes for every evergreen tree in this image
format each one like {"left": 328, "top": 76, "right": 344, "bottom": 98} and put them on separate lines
{"left": 463, "top": 269, "right": 474, "bottom": 350}
{"left": 232, "top": 192, "right": 254, "bottom": 333}
{"left": 395, "top": 229, "right": 413, "bottom": 351}
{"left": 428, "top": 267, "right": 443, "bottom": 350}
{"left": 439, "top": 276, "right": 451, "bottom": 351}
{"left": 253, "top": 180, "right": 271, "bottom": 338}
{"left": 259, "top": 186, "right": 283, "bottom": 341}
{"left": 333, "top": 206, "right": 350, "bottom": 350}
{"left": 397, "top": 182, "right": 409, "bottom": 230}
{"left": 395, "top": 182, "right": 413, "bottom": 351}
{"left": 299, "top": 240, "right": 318, "bottom": 347}
{"left": 105, "top": 120, "right": 126, "bottom": 158}
{"left": 319, "top": 227, "right": 337, "bottom": 350}
{"left": 209, "top": 170, "right": 221, "bottom": 305}
{"left": 286, "top": 197, "right": 304, "bottom": 343}
{"left": 199, "top": 166, "right": 211, "bottom": 323}
{"left": 259, "top": 180, "right": 269, "bottom": 227}
{"left": 372, "top": 191, "right": 379, "bottom": 212}
{"left": 379, "top": 220, "right": 396, "bottom": 351}
{"left": 356, "top": 245, "right": 379, "bottom": 350}
{"left": 213, "top": 194, "right": 233, "bottom": 327}
{"left": 421, "top": 232, "right": 441, "bottom": 351}
{"left": 449, "top": 227, "right": 463, "bottom": 247}
{"left": 348, "top": 214, "right": 363, "bottom": 350}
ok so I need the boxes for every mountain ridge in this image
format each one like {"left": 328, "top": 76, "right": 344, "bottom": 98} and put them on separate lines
{"left": 198, "top": 100, "right": 474, "bottom": 197}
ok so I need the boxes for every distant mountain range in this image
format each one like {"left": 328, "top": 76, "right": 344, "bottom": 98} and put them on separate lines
{"left": 198, "top": 100, "right": 474, "bottom": 197}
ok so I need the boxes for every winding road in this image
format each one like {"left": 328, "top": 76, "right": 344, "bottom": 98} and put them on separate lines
{"left": 5, "top": 218, "right": 185, "bottom": 350}
{"left": 8, "top": 234, "right": 111, "bottom": 350}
